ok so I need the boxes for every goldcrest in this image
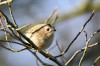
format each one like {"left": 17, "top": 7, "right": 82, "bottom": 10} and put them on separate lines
{"left": 25, "top": 23, "right": 56, "bottom": 50}
{"left": 25, "top": 7, "right": 57, "bottom": 50}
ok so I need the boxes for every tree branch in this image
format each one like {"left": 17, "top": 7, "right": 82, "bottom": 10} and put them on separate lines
{"left": 55, "top": 10, "right": 95, "bottom": 58}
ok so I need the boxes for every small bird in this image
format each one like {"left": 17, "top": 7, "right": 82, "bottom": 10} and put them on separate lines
{"left": 25, "top": 7, "right": 57, "bottom": 50}
{"left": 25, "top": 23, "right": 56, "bottom": 50}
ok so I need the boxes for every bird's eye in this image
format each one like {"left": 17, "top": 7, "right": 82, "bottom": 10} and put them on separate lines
{"left": 47, "top": 28, "right": 50, "bottom": 31}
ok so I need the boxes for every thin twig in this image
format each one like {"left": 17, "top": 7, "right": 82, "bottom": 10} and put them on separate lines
{"left": 55, "top": 10, "right": 95, "bottom": 58}
{"left": 0, "top": 9, "right": 31, "bottom": 47}
{"left": 56, "top": 41, "right": 66, "bottom": 63}
{"left": 92, "top": 56, "right": 100, "bottom": 66}
{"left": 0, "top": 39, "right": 27, "bottom": 46}
{"left": 36, "top": 59, "right": 40, "bottom": 66}
{"left": 28, "top": 49, "right": 53, "bottom": 66}
{"left": 8, "top": 2, "right": 18, "bottom": 28}
{"left": 1, "top": 44, "right": 27, "bottom": 52}
{"left": 0, "top": 39, "right": 29, "bottom": 52}
{"left": 0, "top": 18, "right": 20, "bottom": 52}
{"left": 65, "top": 42, "right": 99, "bottom": 66}
{"left": 78, "top": 30, "right": 100, "bottom": 66}
{"left": 0, "top": 0, "right": 12, "bottom": 5}
{"left": 0, "top": 29, "right": 18, "bottom": 39}
{"left": 16, "top": 24, "right": 31, "bottom": 31}
{"left": 0, "top": 10, "right": 32, "bottom": 52}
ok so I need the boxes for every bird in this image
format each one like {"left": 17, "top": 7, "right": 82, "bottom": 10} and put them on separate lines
{"left": 25, "top": 23, "right": 56, "bottom": 50}
{"left": 25, "top": 7, "right": 58, "bottom": 50}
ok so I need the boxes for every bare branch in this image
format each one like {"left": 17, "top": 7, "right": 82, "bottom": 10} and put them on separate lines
{"left": 8, "top": 3, "right": 18, "bottom": 28}
{"left": 0, "top": 0, "right": 12, "bottom": 5}
{"left": 65, "top": 42, "right": 100, "bottom": 66}
{"left": 56, "top": 41, "right": 66, "bottom": 63}
{"left": 79, "top": 29, "right": 100, "bottom": 66}
{"left": 28, "top": 49, "right": 53, "bottom": 66}
{"left": 55, "top": 10, "right": 95, "bottom": 58}
{"left": 92, "top": 56, "right": 100, "bottom": 66}
{"left": 1, "top": 45, "right": 27, "bottom": 52}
